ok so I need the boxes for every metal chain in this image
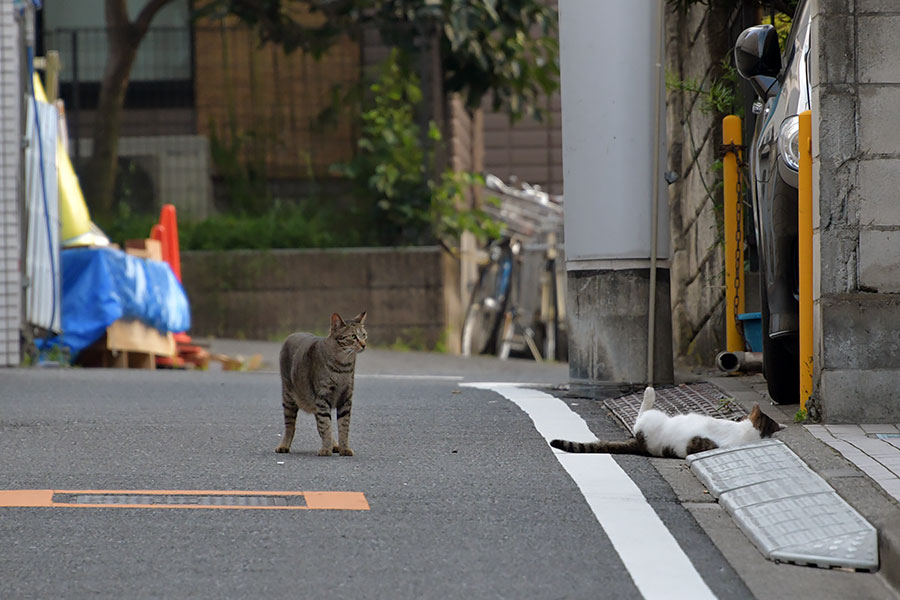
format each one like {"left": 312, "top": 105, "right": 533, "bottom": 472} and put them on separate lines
{"left": 721, "top": 142, "right": 747, "bottom": 350}
{"left": 734, "top": 157, "right": 744, "bottom": 349}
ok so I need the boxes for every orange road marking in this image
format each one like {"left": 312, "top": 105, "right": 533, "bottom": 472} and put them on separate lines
{"left": 0, "top": 490, "right": 369, "bottom": 511}
{"left": 303, "top": 491, "right": 370, "bottom": 511}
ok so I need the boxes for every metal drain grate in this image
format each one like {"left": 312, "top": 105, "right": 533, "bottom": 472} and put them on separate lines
{"left": 688, "top": 440, "right": 878, "bottom": 570}
{"left": 52, "top": 494, "right": 300, "bottom": 507}
{"left": 604, "top": 383, "right": 747, "bottom": 434}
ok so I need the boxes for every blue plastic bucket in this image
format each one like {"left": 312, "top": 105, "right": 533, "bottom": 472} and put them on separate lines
{"left": 738, "top": 312, "right": 763, "bottom": 352}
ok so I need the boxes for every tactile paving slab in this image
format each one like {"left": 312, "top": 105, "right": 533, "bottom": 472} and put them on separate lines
{"left": 604, "top": 382, "right": 747, "bottom": 434}
{"left": 689, "top": 440, "right": 878, "bottom": 570}
{"left": 685, "top": 439, "right": 817, "bottom": 498}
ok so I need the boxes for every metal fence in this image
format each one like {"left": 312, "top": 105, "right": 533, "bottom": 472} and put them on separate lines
{"left": 41, "top": 25, "right": 360, "bottom": 216}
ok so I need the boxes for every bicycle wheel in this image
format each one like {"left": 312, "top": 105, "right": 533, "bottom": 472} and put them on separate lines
{"left": 460, "top": 250, "right": 512, "bottom": 356}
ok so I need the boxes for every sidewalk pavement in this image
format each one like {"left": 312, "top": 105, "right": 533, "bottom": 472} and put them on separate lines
{"left": 200, "top": 338, "right": 900, "bottom": 593}
{"left": 705, "top": 370, "right": 900, "bottom": 593}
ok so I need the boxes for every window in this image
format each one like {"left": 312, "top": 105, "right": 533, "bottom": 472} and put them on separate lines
{"left": 39, "top": 0, "right": 193, "bottom": 109}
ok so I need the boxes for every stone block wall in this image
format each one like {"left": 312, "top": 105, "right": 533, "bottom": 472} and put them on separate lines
{"left": 810, "top": 0, "right": 900, "bottom": 421}
{"left": 180, "top": 247, "right": 460, "bottom": 351}
{"left": 665, "top": 4, "right": 734, "bottom": 367}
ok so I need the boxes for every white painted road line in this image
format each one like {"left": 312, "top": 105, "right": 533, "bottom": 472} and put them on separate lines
{"left": 358, "top": 374, "right": 464, "bottom": 381}
{"left": 462, "top": 382, "right": 717, "bottom": 600}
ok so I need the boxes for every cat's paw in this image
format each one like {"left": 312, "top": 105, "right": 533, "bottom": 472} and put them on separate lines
{"left": 317, "top": 447, "right": 333, "bottom": 456}
{"left": 338, "top": 447, "right": 354, "bottom": 457}
{"left": 333, "top": 444, "right": 340, "bottom": 454}
{"left": 275, "top": 445, "right": 290, "bottom": 453}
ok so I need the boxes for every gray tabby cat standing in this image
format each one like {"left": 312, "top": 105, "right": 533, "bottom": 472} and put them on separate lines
{"left": 276, "top": 312, "right": 367, "bottom": 456}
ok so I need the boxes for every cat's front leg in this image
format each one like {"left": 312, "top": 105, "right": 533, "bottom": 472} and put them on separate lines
{"left": 336, "top": 396, "right": 353, "bottom": 456}
{"left": 276, "top": 390, "right": 298, "bottom": 453}
{"left": 314, "top": 394, "right": 335, "bottom": 456}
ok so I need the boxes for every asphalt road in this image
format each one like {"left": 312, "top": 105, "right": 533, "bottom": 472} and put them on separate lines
{"left": 1, "top": 354, "right": 751, "bottom": 599}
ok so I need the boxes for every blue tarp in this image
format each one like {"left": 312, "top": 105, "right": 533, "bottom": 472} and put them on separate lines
{"left": 41, "top": 247, "right": 191, "bottom": 357}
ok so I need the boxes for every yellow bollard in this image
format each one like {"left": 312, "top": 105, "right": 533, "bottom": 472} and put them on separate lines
{"left": 722, "top": 115, "right": 745, "bottom": 353}
{"left": 799, "top": 110, "right": 813, "bottom": 410}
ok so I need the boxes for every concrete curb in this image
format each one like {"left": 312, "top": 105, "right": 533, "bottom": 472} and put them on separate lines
{"left": 706, "top": 373, "right": 900, "bottom": 591}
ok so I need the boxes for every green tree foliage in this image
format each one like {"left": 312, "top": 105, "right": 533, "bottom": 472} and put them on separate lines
{"left": 196, "top": 0, "right": 559, "bottom": 121}
{"left": 331, "top": 49, "right": 501, "bottom": 247}
{"left": 762, "top": 11, "right": 793, "bottom": 50}
{"left": 666, "top": 0, "right": 799, "bottom": 14}
{"left": 666, "top": 59, "right": 742, "bottom": 117}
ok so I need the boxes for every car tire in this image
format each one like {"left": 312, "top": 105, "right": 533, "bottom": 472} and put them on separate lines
{"left": 759, "top": 265, "right": 800, "bottom": 405}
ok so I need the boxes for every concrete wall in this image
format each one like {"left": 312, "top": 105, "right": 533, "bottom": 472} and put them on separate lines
{"left": 665, "top": 3, "right": 736, "bottom": 368}
{"left": 181, "top": 247, "right": 460, "bottom": 351}
{"left": 810, "top": 0, "right": 900, "bottom": 421}
{"left": 566, "top": 268, "right": 673, "bottom": 385}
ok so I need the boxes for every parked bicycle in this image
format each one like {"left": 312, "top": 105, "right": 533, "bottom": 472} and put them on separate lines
{"left": 460, "top": 175, "right": 565, "bottom": 361}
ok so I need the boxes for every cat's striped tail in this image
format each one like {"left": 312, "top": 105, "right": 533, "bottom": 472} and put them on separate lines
{"left": 549, "top": 438, "right": 649, "bottom": 455}
{"left": 638, "top": 386, "right": 656, "bottom": 417}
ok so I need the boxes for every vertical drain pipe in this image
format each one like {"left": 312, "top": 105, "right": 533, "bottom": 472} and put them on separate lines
{"left": 647, "top": 0, "right": 665, "bottom": 387}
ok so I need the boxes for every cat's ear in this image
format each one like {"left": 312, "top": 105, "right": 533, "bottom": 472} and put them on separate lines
{"left": 746, "top": 404, "right": 762, "bottom": 428}
{"left": 353, "top": 311, "right": 367, "bottom": 325}
{"left": 331, "top": 313, "right": 346, "bottom": 330}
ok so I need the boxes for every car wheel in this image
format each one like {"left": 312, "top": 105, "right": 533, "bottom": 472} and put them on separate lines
{"left": 759, "top": 266, "right": 799, "bottom": 405}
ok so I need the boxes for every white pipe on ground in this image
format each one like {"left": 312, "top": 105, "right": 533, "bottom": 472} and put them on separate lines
{"left": 715, "top": 351, "right": 764, "bottom": 373}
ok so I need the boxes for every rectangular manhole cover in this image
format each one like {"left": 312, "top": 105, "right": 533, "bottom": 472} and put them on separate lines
{"left": 52, "top": 493, "right": 302, "bottom": 507}
{"left": 0, "top": 489, "right": 369, "bottom": 510}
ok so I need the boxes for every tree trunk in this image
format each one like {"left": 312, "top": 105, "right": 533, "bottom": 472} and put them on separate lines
{"left": 83, "top": 0, "right": 175, "bottom": 221}
{"left": 83, "top": 25, "right": 139, "bottom": 220}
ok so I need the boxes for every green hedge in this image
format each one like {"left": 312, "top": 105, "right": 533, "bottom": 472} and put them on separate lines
{"left": 97, "top": 201, "right": 359, "bottom": 251}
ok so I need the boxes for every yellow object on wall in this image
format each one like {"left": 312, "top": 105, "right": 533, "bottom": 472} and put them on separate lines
{"left": 32, "top": 73, "right": 106, "bottom": 247}
{"left": 56, "top": 137, "right": 94, "bottom": 245}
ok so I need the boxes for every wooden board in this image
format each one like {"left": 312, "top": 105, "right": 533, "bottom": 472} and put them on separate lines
{"left": 106, "top": 319, "right": 176, "bottom": 357}
{"left": 125, "top": 239, "right": 163, "bottom": 261}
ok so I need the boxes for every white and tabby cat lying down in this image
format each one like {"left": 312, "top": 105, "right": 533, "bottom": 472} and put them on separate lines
{"left": 550, "top": 387, "right": 783, "bottom": 458}
{"left": 276, "top": 312, "right": 367, "bottom": 456}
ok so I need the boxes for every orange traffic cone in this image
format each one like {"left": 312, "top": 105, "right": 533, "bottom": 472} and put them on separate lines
{"left": 152, "top": 205, "right": 208, "bottom": 368}
{"left": 159, "top": 204, "right": 182, "bottom": 282}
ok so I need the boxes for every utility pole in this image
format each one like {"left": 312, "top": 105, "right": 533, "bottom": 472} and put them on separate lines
{"left": 559, "top": 0, "right": 673, "bottom": 386}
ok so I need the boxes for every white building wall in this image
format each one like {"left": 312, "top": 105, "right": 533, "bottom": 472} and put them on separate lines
{"left": 0, "top": 2, "right": 22, "bottom": 366}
